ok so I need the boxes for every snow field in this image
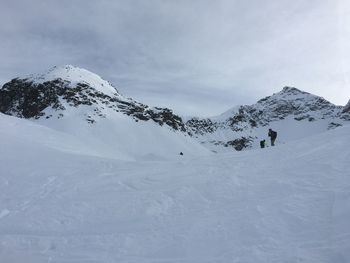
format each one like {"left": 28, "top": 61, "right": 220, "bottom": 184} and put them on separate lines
{"left": 0, "top": 114, "right": 349, "bottom": 262}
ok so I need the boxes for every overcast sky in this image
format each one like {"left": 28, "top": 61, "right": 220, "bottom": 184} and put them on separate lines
{"left": 0, "top": 0, "right": 349, "bottom": 116}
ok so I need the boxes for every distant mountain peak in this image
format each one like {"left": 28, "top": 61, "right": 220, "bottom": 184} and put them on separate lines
{"left": 280, "top": 86, "right": 309, "bottom": 95}
{"left": 29, "top": 65, "right": 119, "bottom": 96}
{"left": 256, "top": 86, "right": 322, "bottom": 106}
{"left": 186, "top": 86, "right": 348, "bottom": 151}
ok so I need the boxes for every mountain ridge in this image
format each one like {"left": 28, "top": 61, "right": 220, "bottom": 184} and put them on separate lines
{"left": 0, "top": 65, "right": 349, "bottom": 152}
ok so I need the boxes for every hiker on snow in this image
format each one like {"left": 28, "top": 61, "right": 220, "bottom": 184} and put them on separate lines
{"left": 260, "top": 140, "right": 266, "bottom": 148}
{"left": 268, "top": 128, "right": 277, "bottom": 146}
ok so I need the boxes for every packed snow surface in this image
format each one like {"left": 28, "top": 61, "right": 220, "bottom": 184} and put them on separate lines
{"left": 0, "top": 113, "right": 349, "bottom": 263}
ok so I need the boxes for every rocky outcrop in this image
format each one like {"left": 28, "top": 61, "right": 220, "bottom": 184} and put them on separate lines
{"left": 0, "top": 78, "right": 66, "bottom": 119}
{"left": 186, "top": 118, "right": 219, "bottom": 135}
{"left": 340, "top": 100, "right": 350, "bottom": 121}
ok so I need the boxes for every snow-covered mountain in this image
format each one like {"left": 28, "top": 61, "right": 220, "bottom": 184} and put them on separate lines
{"left": 0, "top": 65, "right": 209, "bottom": 160}
{"left": 186, "top": 87, "right": 350, "bottom": 151}
{"left": 0, "top": 65, "right": 186, "bottom": 131}
{"left": 0, "top": 65, "right": 349, "bottom": 154}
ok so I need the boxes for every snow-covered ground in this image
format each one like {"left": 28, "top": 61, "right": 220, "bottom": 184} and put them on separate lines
{"left": 196, "top": 115, "right": 336, "bottom": 152}
{"left": 0, "top": 113, "right": 349, "bottom": 263}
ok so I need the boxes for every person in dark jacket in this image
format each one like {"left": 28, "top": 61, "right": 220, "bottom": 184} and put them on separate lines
{"left": 260, "top": 140, "right": 266, "bottom": 148}
{"left": 268, "top": 129, "right": 277, "bottom": 146}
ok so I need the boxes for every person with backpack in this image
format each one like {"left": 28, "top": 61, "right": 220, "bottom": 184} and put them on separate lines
{"left": 268, "top": 128, "right": 277, "bottom": 146}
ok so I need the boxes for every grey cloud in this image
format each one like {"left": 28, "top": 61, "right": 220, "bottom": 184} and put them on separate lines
{"left": 1, "top": 0, "right": 349, "bottom": 116}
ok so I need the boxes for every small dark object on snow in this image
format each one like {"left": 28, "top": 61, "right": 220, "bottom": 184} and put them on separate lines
{"left": 179, "top": 152, "right": 184, "bottom": 156}
{"left": 268, "top": 128, "right": 277, "bottom": 146}
{"left": 260, "top": 140, "right": 266, "bottom": 148}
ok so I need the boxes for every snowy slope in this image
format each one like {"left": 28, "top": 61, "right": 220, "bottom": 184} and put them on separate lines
{"left": 0, "top": 110, "right": 349, "bottom": 262}
{"left": 0, "top": 112, "right": 207, "bottom": 162}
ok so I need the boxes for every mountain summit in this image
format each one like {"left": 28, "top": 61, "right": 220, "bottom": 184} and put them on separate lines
{"left": 30, "top": 65, "right": 119, "bottom": 96}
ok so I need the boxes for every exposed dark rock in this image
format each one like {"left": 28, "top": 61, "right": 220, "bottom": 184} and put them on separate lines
{"left": 294, "top": 115, "right": 310, "bottom": 121}
{"left": 280, "top": 86, "right": 309, "bottom": 95}
{"left": 225, "top": 137, "right": 253, "bottom": 151}
{"left": 0, "top": 78, "right": 66, "bottom": 118}
{"left": 186, "top": 118, "right": 218, "bottom": 135}
{"left": 204, "top": 137, "right": 253, "bottom": 151}
{"left": 343, "top": 100, "right": 350, "bottom": 113}
{"left": 328, "top": 122, "right": 342, "bottom": 130}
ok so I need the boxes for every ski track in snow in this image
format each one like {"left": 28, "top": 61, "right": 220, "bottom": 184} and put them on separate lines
{"left": 0, "top": 124, "right": 350, "bottom": 262}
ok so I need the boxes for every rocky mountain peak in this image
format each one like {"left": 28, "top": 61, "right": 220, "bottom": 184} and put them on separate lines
{"left": 257, "top": 86, "right": 312, "bottom": 105}
{"left": 255, "top": 86, "right": 339, "bottom": 117}
{"left": 280, "top": 86, "right": 307, "bottom": 95}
